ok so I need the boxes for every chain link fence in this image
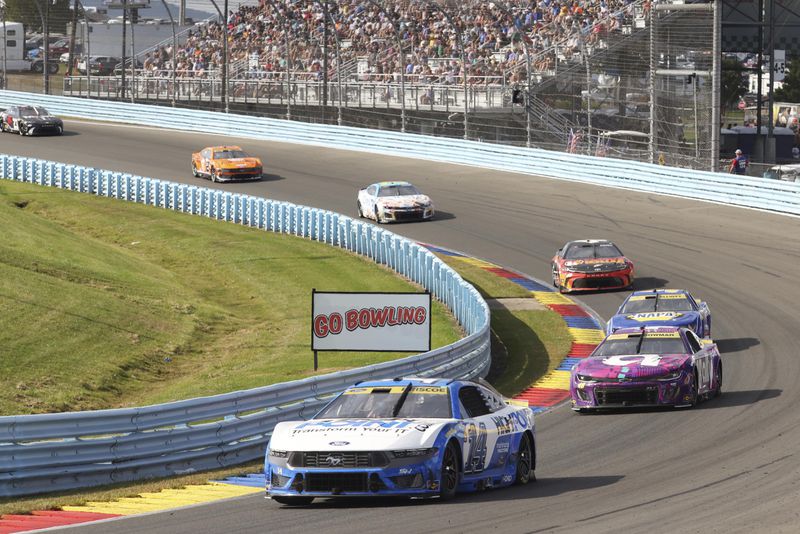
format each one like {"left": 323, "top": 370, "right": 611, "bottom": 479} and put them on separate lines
{"left": 5, "top": 0, "right": 721, "bottom": 170}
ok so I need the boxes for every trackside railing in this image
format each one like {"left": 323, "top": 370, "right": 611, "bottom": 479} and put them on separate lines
{"left": 0, "top": 154, "right": 490, "bottom": 497}
{"left": 1, "top": 90, "right": 798, "bottom": 215}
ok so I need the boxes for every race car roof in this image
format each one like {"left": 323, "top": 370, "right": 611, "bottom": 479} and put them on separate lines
{"left": 375, "top": 181, "right": 414, "bottom": 187}
{"left": 206, "top": 145, "right": 244, "bottom": 151}
{"left": 628, "top": 289, "right": 690, "bottom": 297}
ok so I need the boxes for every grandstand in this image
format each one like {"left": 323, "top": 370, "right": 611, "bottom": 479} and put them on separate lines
{"left": 58, "top": 0, "right": 719, "bottom": 170}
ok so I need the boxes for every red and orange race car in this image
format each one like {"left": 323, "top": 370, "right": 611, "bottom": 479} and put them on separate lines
{"left": 551, "top": 239, "right": 634, "bottom": 293}
{"left": 191, "top": 145, "right": 263, "bottom": 182}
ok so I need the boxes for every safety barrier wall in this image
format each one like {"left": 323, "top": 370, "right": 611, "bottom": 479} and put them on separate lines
{"left": 0, "top": 154, "right": 490, "bottom": 497}
{"left": 1, "top": 90, "right": 799, "bottom": 215}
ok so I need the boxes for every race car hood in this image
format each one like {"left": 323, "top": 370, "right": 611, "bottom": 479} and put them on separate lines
{"left": 216, "top": 157, "right": 262, "bottom": 168}
{"left": 609, "top": 311, "right": 700, "bottom": 331}
{"left": 376, "top": 195, "right": 433, "bottom": 209}
{"left": 269, "top": 418, "right": 451, "bottom": 451}
{"left": 22, "top": 115, "right": 61, "bottom": 123}
{"left": 574, "top": 353, "right": 691, "bottom": 380}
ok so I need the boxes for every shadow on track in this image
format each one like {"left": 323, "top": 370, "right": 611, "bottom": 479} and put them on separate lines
{"left": 431, "top": 210, "right": 456, "bottom": 222}
{"left": 268, "top": 475, "right": 624, "bottom": 510}
{"left": 715, "top": 337, "right": 760, "bottom": 353}
{"left": 632, "top": 277, "right": 670, "bottom": 290}
{"left": 696, "top": 388, "right": 781, "bottom": 409}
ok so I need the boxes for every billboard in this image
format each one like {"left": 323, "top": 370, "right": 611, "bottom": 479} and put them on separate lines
{"left": 311, "top": 291, "right": 431, "bottom": 352}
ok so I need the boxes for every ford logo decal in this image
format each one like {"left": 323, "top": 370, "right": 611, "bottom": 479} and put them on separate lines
{"left": 329, "top": 441, "right": 349, "bottom": 446}
{"left": 325, "top": 454, "right": 343, "bottom": 467}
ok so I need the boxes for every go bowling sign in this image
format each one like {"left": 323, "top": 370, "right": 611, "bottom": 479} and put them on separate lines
{"left": 311, "top": 290, "right": 431, "bottom": 352}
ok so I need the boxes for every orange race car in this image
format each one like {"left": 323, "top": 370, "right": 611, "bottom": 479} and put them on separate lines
{"left": 191, "top": 145, "right": 263, "bottom": 182}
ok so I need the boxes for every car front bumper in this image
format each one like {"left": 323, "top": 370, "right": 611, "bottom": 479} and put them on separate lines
{"left": 571, "top": 375, "right": 693, "bottom": 410}
{"left": 560, "top": 269, "right": 633, "bottom": 292}
{"left": 266, "top": 461, "right": 441, "bottom": 498}
{"left": 380, "top": 207, "right": 434, "bottom": 222}
{"left": 217, "top": 167, "right": 262, "bottom": 181}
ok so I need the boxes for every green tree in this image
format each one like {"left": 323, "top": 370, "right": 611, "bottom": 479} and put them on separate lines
{"left": 4, "top": 0, "right": 73, "bottom": 35}
{"left": 721, "top": 57, "right": 749, "bottom": 114}
{"left": 775, "top": 56, "right": 800, "bottom": 102}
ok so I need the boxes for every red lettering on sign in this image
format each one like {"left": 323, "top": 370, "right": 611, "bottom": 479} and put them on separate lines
{"left": 313, "top": 314, "right": 329, "bottom": 338}
{"left": 329, "top": 312, "right": 343, "bottom": 334}
{"left": 345, "top": 309, "right": 358, "bottom": 331}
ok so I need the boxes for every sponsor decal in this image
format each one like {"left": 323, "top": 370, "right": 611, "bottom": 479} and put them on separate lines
{"left": 291, "top": 419, "right": 430, "bottom": 435}
{"left": 343, "top": 386, "right": 447, "bottom": 395}
{"left": 626, "top": 312, "right": 684, "bottom": 321}
{"left": 602, "top": 354, "right": 663, "bottom": 367}
{"left": 491, "top": 415, "right": 515, "bottom": 436}
{"left": 329, "top": 441, "right": 350, "bottom": 446}
{"left": 325, "top": 454, "right": 343, "bottom": 467}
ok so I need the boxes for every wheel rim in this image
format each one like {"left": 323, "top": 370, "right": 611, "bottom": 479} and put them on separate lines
{"left": 442, "top": 445, "right": 458, "bottom": 491}
{"left": 517, "top": 437, "right": 531, "bottom": 483}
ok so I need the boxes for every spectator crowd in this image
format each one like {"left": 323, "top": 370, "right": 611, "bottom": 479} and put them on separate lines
{"left": 136, "top": 0, "right": 648, "bottom": 86}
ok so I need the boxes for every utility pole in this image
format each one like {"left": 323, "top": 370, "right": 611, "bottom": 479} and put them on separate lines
{"left": 44, "top": 0, "right": 51, "bottom": 94}
{"left": 179, "top": 0, "right": 186, "bottom": 25}
{"left": 2, "top": 5, "right": 7, "bottom": 90}
{"left": 322, "top": 0, "right": 329, "bottom": 120}
{"left": 121, "top": 0, "right": 128, "bottom": 99}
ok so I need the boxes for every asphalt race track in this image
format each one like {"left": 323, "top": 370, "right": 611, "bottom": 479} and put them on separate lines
{"left": 4, "top": 122, "right": 800, "bottom": 533}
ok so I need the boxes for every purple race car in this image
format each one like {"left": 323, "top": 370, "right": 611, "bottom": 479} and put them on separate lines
{"left": 570, "top": 326, "right": 722, "bottom": 412}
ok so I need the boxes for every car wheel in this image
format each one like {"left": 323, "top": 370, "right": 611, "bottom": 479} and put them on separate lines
{"left": 713, "top": 361, "right": 722, "bottom": 398}
{"left": 357, "top": 200, "right": 363, "bottom": 218}
{"left": 191, "top": 162, "right": 199, "bottom": 177}
{"left": 18, "top": 123, "right": 27, "bottom": 136}
{"left": 514, "top": 434, "right": 534, "bottom": 485}
{"left": 689, "top": 369, "right": 700, "bottom": 407}
{"left": 0, "top": 121, "right": 6, "bottom": 133}
{"left": 373, "top": 206, "right": 383, "bottom": 224}
{"left": 705, "top": 319, "right": 712, "bottom": 339}
{"left": 439, "top": 441, "right": 459, "bottom": 501}
{"left": 271, "top": 496, "right": 314, "bottom": 506}
{"left": 210, "top": 168, "right": 217, "bottom": 183}
{"left": 32, "top": 62, "right": 44, "bottom": 73}
{"left": 48, "top": 62, "right": 60, "bottom": 74}
{"left": 551, "top": 265, "right": 559, "bottom": 287}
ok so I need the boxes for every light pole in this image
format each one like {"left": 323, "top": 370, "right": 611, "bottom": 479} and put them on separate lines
{"left": 326, "top": 7, "right": 343, "bottom": 126}
{"left": 364, "top": 0, "right": 406, "bottom": 132}
{"left": 2, "top": 5, "right": 7, "bottom": 90}
{"left": 208, "top": 0, "right": 229, "bottom": 113}
{"left": 263, "top": 0, "right": 293, "bottom": 121}
{"left": 160, "top": 0, "right": 177, "bottom": 106}
{"left": 31, "top": 0, "right": 51, "bottom": 94}
{"left": 491, "top": 0, "right": 532, "bottom": 147}
{"left": 422, "top": 0, "right": 468, "bottom": 139}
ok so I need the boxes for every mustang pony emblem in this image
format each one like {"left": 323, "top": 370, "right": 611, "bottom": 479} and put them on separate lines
{"left": 325, "top": 454, "right": 343, "bottom": 467}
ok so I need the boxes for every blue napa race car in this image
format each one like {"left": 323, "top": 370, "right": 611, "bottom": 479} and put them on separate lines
{"left": 606, "top": 289, "right": 711, "bottom": 338}
{"left": 265, "top": 377, "right": 536, "bottom": 504}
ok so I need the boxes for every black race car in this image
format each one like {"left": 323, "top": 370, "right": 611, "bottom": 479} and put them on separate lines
{"left": 1, "top": 105, "right": 64, "bottom": 136}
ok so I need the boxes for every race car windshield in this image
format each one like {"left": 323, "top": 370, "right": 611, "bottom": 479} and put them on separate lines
{"left": 214, "top": 150, "right": 248, "bottom": 159}
{"left": 378, "top": 185, "right": 420, "bottom": 197}
{"left": 620, "top": 296, "right": 693, "bottom": 314}
{"left": 315, "top": 387, "right": 452, "bottom": 419}
{"left": 563, "top": 243, "right": 622, "bottom": 259}
{"left": 19, "top": 106, "right": 48, "bottom": 117}
{"left": 593, "top": 337, "right": 688, "bottom": 356}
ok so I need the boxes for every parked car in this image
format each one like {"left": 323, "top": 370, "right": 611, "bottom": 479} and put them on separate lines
{"left": 763, "top": 163, "right": 800, "bottom": 182}
{"left": 113, "top": 58, "right": 143, "bottom": 75}
{"left": 77, "top": 56, "right": 120, "bottom": 75}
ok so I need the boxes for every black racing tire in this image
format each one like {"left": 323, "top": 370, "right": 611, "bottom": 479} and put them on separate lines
{"left": 551, "top": 265, "right": 559, "bottom": 287}
{"left": 439, "top": 441, "right": 459, "bottom": 501}
{"left": 0, "top": 120, "right": 6, "bottom": 133}
{"left": 210, "top": 167, "right": 218, "bottom": 183}
{"left": 713, "top": 361, "right": 722, "bottom": 398}
{"left": 191, "top": 162, "right": 199, "bottom": 177}
{"left": 689, "top": 368, "right": 700, "bottom": 407}
{"left": 357, "top": 200, "right": 363, "bottom": 218}
{"left": 18, "top": 122, "right": 27, "bottom": 136}
{"left": 373, "top": 206, "right": 382, "bottom": 224}
{"left": 32, "top": 62, "right": 44, "bottom": 74}
{"left": 271, "top": 496, "right": 314, "bottom": 506}
{"left": 514, "top": 433, "right": 534, "bottom": 485}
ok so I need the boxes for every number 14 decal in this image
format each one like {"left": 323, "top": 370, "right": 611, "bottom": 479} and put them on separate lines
{"left": 464, "top": 422, "right": 488, "bottom": 473}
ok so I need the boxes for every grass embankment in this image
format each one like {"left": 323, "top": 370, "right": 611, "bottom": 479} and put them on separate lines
{"left": 0, "top": 180, "right": 461, "bottom": 415}
{"left": 0, "top": 180, "right": 572, "bottom": 514}
{"left": 432, "top": 255, "right": 573, "bottom": 397}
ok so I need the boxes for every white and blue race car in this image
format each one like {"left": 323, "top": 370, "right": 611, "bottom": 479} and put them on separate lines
{"left": 265, "top": 377, "right": 536, "bottom": 504}
{"left": 357, "top": 181, "right": 435, "bottom": 223}
{"left": 606, "top": 289, "right": 711, "bottom": 338}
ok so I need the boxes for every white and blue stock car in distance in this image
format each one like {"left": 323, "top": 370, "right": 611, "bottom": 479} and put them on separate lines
{"left": 265, "top": 378, "right": 536, "bottom": 504}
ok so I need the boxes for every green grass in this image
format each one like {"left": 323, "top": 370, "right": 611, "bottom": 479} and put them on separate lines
{"left": 4, "top": 65, "right": 66, "bottom": 95}
{"left": 0, "top": 180, "right": 461, "bottom": 415}
{"left": 434, "top": 254, "right": 573, "bottom": 398}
